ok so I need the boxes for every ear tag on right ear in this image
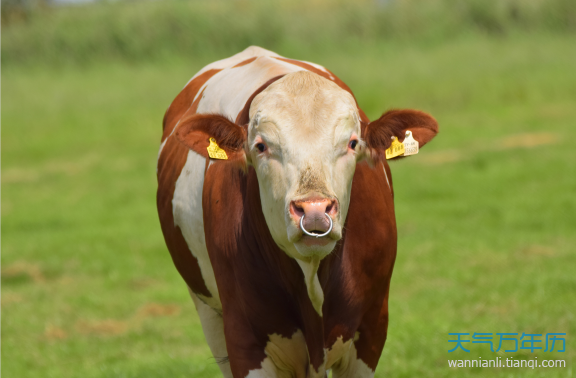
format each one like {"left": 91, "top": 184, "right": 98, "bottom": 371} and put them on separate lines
{"left": 207, "top": 138, "right": 228, "bottom": 160}
{"left": 386, "top": 136, "right": 405, "bottom": 159}
{"left": 402, "top": 130, "right": 419, "bottom": 156}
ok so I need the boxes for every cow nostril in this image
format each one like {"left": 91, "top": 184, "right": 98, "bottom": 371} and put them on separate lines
{"left": 291, "top": 202, "right": 305, "bottom": 217}
{"left": 325, "top": 200, "right": 337, "bottom": 215}
{"left": 325, "top": 202, "right": 333, "bottom": 214}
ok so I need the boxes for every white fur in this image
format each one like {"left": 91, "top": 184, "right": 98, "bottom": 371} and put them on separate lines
{"left": 187, "top": 46, "right": 281, "bottom": 85}
{"left": 326, "top": 335, "right": 353, "bottom": 370}
{"left": 173, "top": 149, "right": 221, "bottom": 310}
{"left": 296, "top": 258, "right": 324, "bottom": 316}
{"left": 189, "top": 290, "right": 232, "bottom": 378}
{"left": 246, "top": 330, "right": 326, "bottom": 378}
{"left": 245, "top": 332, "right": 375, "bottom": 378}
{"left": 196, "top": 56, "right": 306, "bottom": 119}
{"left": 330, "top": 333, "right": 375, "bottom": 378}
{"left": 382, "top": 162, "right": 391, "bottom": 190}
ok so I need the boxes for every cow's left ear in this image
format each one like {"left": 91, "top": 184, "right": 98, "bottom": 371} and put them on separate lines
{"left": 175, "top": 113, "right": 247, "bottom": 164}
{"left": 362, "top": 109, "right": 438, "bottom": 162}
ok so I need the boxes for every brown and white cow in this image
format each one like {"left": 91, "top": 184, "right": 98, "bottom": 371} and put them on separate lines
{"left": 157, "top": 46, "right": 438, "bottom": 378}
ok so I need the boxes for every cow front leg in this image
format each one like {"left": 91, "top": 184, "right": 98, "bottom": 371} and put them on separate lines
{"left": 331, "top": 297, "right": 389, "bottom": 378}
{"left": 189, "top": 290, "right": 233, "bottom": 378}
{"left": 222, "top": 320, "right": 315, "bottom": 378}
{"left": 329, "top": 333, "right": 375, "bottom": 378}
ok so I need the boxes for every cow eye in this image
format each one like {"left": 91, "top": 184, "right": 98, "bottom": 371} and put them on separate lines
{"left": 256, "top": 143, "right": 267, "bottom": 153}
{"left": 349, "top": 139, "right": 358, "bottom": 150}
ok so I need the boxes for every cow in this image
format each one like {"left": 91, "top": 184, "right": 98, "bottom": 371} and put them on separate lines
{"left": 157, "top": 46, "right": 438, "bottom": 378}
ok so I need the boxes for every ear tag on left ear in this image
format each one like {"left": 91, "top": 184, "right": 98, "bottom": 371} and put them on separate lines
{"left": 207, "top": 138, "right": 228, "bottom": 160}
{"left": 402, "top": 130, "right": 419, "bottom": 156}
{"left": 386, "top": 136, "right": 405, "bottom": 159}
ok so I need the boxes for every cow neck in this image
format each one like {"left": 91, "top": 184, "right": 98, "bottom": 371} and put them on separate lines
{"left": 241, "top": 168, "right": 328, "bottom": 373}
{"left": 236, "top": 71, "right": 329, "bottom": 317}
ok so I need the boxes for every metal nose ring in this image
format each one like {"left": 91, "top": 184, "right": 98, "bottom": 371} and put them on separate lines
{"left": 300, "top": 213, "right": 333, "bottom": 238}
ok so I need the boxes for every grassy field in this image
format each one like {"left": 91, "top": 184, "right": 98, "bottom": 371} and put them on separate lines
{"left": 2, "top": 4, "right": 576, "bottom": 377}
{"left": 3, "top": 0, "right": 575, "bottom": 67}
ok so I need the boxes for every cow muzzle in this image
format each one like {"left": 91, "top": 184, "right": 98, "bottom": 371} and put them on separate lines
{"left": 300, "top": 213, "right": 333, "bottom": 238}
{"left": 289, "top": 198, "right": 338, "bottom": 240}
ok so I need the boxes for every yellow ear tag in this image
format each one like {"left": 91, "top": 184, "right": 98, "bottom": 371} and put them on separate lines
{"left": 207, "top": 137, "right": 228, "bottom": 160}
{"left": 402, "top": 130, "right": 419, "bottom": 156}
{"left": 385, "top": 136, "right": 405, "bottom": 159}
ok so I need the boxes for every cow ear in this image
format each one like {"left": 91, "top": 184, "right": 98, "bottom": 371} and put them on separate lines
{"left": 175, "top": 113, "right": 247, "bottom": 163}
{"left": 362, "top": 109, "right": 438, "bottom": 162}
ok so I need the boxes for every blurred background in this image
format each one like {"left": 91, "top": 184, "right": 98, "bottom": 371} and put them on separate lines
{"left": 2, "top": 0, "right": 575, "bottom": 377}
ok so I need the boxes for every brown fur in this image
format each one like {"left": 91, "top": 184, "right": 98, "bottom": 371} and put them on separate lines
{"left": 232, "top": 56, "right": 258, "bottom": 68}
{"left": 364, "top": 109, "right": 439, "bottom": 163}
{"left": 235, "top": 75, "right": 286, "bottom": 125}
{"left": 175, "top": 113, "right": 247, "bottom": 160}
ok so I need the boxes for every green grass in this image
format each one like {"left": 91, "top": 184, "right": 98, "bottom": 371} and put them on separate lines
{"left": 3, "top": 32, "right": 576, "bottom": 378}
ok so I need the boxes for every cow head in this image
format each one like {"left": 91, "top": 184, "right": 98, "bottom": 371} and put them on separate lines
{"left": 176, "top": 71, "right": 438, "bottom": 312}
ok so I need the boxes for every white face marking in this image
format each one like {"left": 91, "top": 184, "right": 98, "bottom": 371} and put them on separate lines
{"left": 248, "top": 71, "right": 362, "bottom": 261}
{"left": 173, "top": 149, "right": 221, "bottom": 310}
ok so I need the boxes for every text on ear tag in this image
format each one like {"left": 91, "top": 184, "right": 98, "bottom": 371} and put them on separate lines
{"left": 207, "top": 137, "right": 228, "bottom": 160}
{"left": 386, "top": 136, "right": 405, "bottom": 159}
{"left": 402, "top": 130, "right": 419, "bottom": 156}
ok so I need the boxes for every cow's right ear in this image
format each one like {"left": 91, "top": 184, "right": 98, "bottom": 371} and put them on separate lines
{"left": 175, "top": 113, "right": 247, "bottom": 163}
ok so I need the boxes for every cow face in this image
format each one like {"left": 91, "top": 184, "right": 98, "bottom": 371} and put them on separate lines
{"left": 246, "top": 72, "right": 361, "bottom": 260}
{"left": 175, "top": 71, "right": 438, "bottom": 264}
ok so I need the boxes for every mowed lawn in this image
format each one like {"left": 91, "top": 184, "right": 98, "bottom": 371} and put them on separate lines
{"left": 2, "top": 35, "right": 575, "bottom": 378}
